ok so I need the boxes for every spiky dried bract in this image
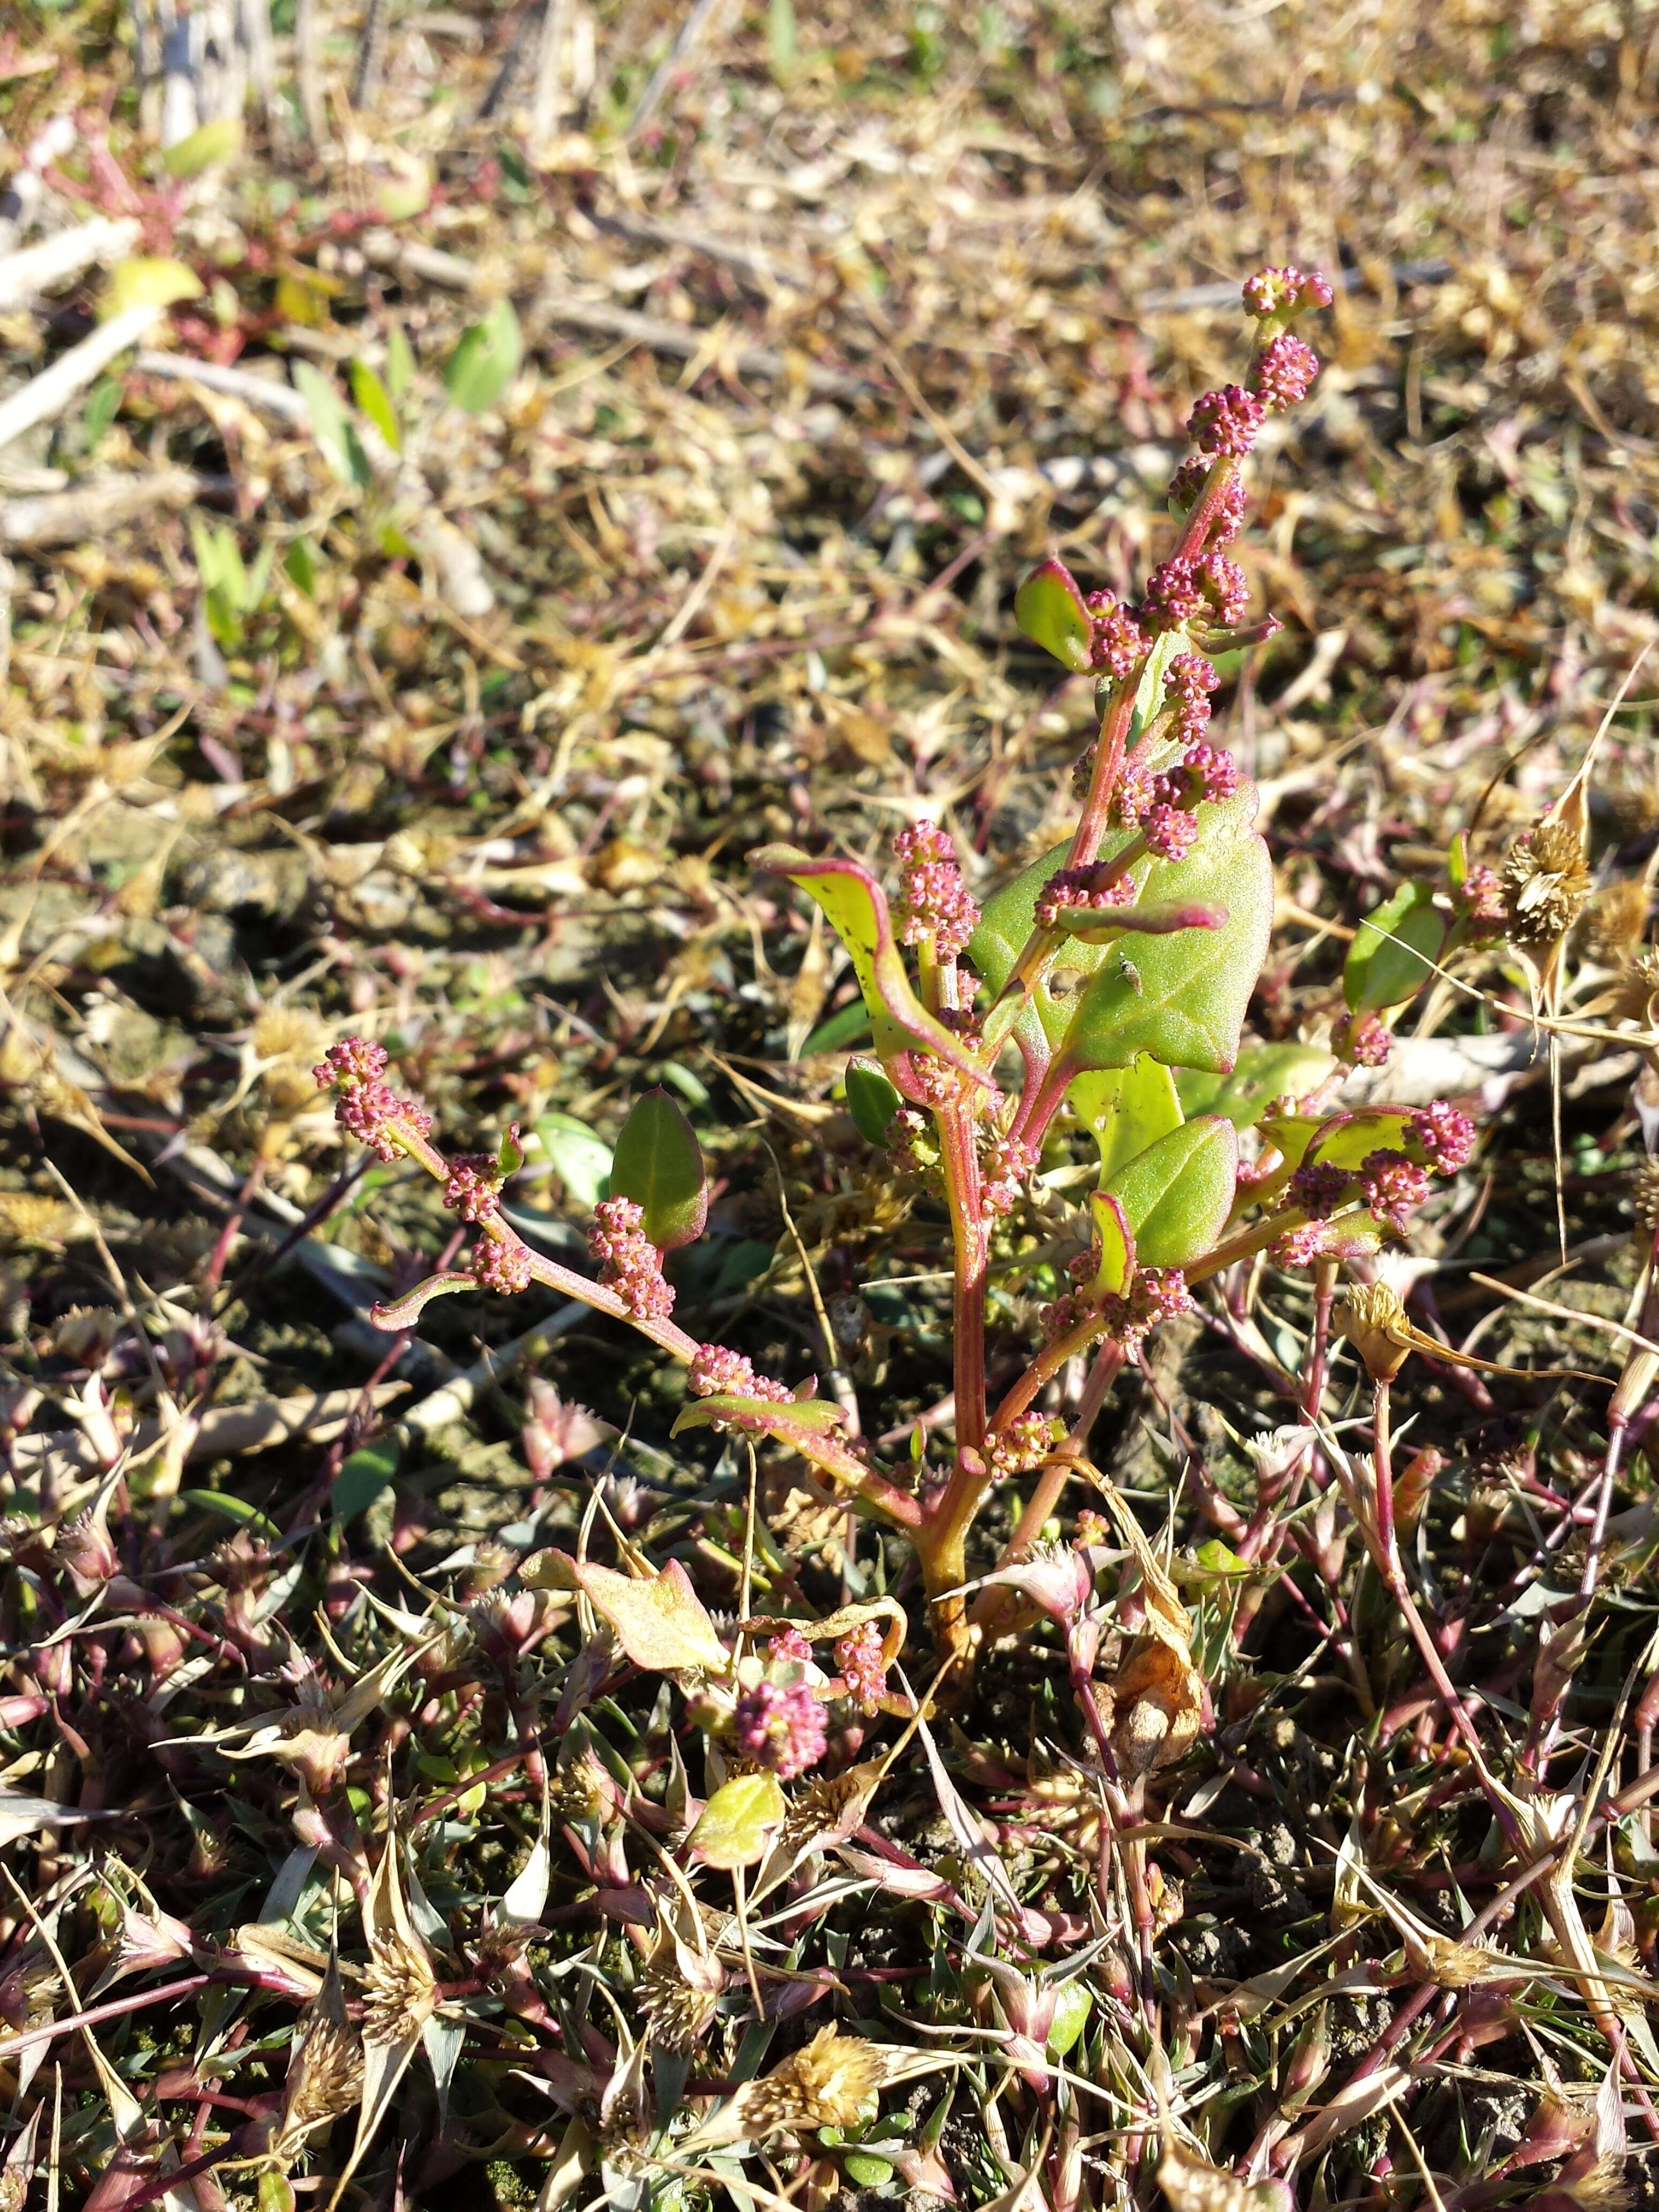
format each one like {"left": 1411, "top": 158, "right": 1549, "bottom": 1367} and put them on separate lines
{"left": 1582, "top": 877, "right": 1650, "bottom": 964}
{"left": 639, "top": 1932, "right": 723, "bottom": 2052}
{"left": 1502, "top": 819, "right": 1591, "bottom": 945}
{"left": 360, "top": 1933, "right": 438, "bottom": 2045}
{"left": 743, "top": 2026, "right": 884, "bottom": 2135}
{"left": 1337, "top": 1283, "right": 1413, "bottom": 1381}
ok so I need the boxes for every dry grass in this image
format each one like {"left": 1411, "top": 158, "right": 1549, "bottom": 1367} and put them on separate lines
{"left": 3, "top": 1, "right": 1659, "bottom": 2206}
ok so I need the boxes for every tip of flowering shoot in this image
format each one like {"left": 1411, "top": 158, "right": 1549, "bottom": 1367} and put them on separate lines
{"left": 1242, "top": 265, "right": 1335, "bottom": 320}
{"left": 310, "top": 1035, "right": 432, "bottom": 1162}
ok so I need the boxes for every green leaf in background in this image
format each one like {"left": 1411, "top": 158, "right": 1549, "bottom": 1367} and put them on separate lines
{"left": 83, "top": 376, "right": 122, "bottom": 448}
{"left": 610, "top": 1087, "right": 708, "bottom": 1249}
{"left": 349, "top": 359, "right": 402, "bottom": 452}
{"left": 444, "top": 297, "right": 523, "bottom": 413}
{"left": 1344, "top": 880, "right": 1445, "bottom": 1014}
{"left": 332, "top": 1437, "right": 400, "bottom": 1522}
{"left": 1103, "top": 1115, "right": 1238, "bottom": 1269}
{"left": 1047, "top": 1981, "right": 1093, "bottom": 2059}
{"left": 801, "top": 998, "right": 873, "bottom": 1056}
{"left": 692, "top": 1772, "right": 786, "bottom": 1869}
{"left": 1177, "top": 1042, "right": 1336, "bottom": 1129}
{"left": 768, "top": 0, "right": 798, "bottom": 78}
{"left": 161, "top": 117, "right": 243, "bottom": 177}
{"left": 284, "top": 536, "right": 318, "bottom": 595}
{"left": 385, "top": 323, "right": 416, "bottom": 401}
{"left": 181, "top": 1491, "right": 282, "bottom": 1543}
{"left": 1014, "top": 556, "right": 1093, "bottom": 672}
{"left": 845, "top": 1057, "right": 902, "bottom": 1145}
{"left": 1070, "top": 1056, "right": 1183, "bottom": 1183}
{"left": 292, "top": 361, "right": 362, "bottom": 486}
{"left": 532, "top": 1113, "right": 611, "bottom": 1209}
{"left": 102, "top": 255, "right": 203, "bottom": 319}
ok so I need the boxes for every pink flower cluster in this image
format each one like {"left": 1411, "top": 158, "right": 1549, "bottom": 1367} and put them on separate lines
{"left": 988, "top": 1410, "right": 1061, "bottom": 1477}
{"left": 733, "top": 1679, "right": 826, "bottom": 1780}
{"left": 687, "top": 1343, "right": 791, "bottom": 1402}
{"left": 833, "top": 1622, "right": 888, "bottom": 1715}
{"left": 1101, "top": 1266, "right": 1195, "bottom": 1348}
{"left": 1142, "top": 805, "right": 1199, "bottom": 863}
{"left": 769, "top": 1625, "right": 814, "bottom": 1668}
{"left": 1290, "top": 1160, "right": 1354, "bottom": 1220}
{"left": 312, "top": 1037, "right": 432, "bottom": 1163}
{"left": 980, "top": 1131, "right": 1038, "bottom": 1221}
{"left": 894, "top": 820, "right": 978, "bottom": 961}
{"left": 444, "top": 1154, "right": 504, "bottom": 1223}
{"left": 1272, "top": 1221, "right": 1330, "bottom": 1267}
{"left": 1189, "top": 383, "right": 1265, "bottom": 459}
{"left": 1034, "top": 866, "right": 1136, "bottom": 928}
{"left": 1334, "top": 1010, "right": 1393, "bottom": 1067}
{"left": 1410, "top": 1101, "right": 1476, "bottom": 1172}
{"left": 473, "top": 1237, "right": 533, "bottom": 1295}
{"left": 1082, "top": 590, "right": 1149, "bottom": 681}
{"left": 1359, "top": 1149, "right": 1432, "bottom": 1235}
{"left": 588, "top": 1197, "right": 675, "bottom": 1322}
{"left": 1167, "top": 461, "right": 1247, "bottom": 545}
{"left": 1251, "top": 332, "right": 1320, "bottom": 412}
{"left": 1456, "top": 865, "right": 1506, "bottom": 935}
{"left": 1143, "top": 556, "right": 1205, "bottom": 629}
{"left": 1243, "top": 266, "right": 1335, "bottom": 320}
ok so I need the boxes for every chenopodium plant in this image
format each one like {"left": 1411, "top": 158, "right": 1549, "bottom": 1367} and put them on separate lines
{"left": 315, "top": 267, "right": 1476, "bottom": 1667}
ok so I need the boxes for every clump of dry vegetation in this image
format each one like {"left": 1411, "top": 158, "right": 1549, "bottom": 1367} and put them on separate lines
{"left": 5, "top": 1, "right": 1659, "bottom": 2207}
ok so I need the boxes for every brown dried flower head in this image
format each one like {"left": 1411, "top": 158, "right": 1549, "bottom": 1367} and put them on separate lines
{"left": 738, "top": 2026, "right": 883, "bottom": 2138}
{"left": 1633, "top": 1159, "right": 1659, "bottom": 1234}
{"left": 1336, "top": 1282, "right": 1413, "bottom": 1382}
{"left": 1614, "top": 947, "right": 1659, "bottom": 1026}
{"left": 639, "top": 1932, "right": 724, "bottom": 2053}
{"left": 1502, "top": 819, "right": 1591, "bottom": 946}
{"left": 360, "top": 1932, "right": 438, "bottom": 2046}
{"left": 1581, "top": 878, "right": 1650, "bottom": 966}
{"left": 278, "top": 1960, "right": 364, "bottom": 2153}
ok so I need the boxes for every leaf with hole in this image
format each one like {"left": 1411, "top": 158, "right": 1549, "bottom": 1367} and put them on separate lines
{"left": 1103, "top": 1115, "right": 1238, "bottom": 1269}
{"left": 609, "top": 1087, "right": 707, "bottom": 1249}
{"left": 1177, "top": 1042, "right": 1336, "bottom": 1129}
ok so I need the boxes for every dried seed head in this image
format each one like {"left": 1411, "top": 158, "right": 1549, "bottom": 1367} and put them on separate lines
{"left": 279, "top": 1967, "right": 365, "bottom": 2150}
{"left": 1501, "top": 819, "right": 1591, "bottom": 946}
{"left": 1614, "top": 946, "right": 1659, "bottom": 1025}
{"left": 360, "top": 1933, "right": 437, "bottom": 2046}
{"left": 1581, "top": 878, "right": 1650, "bottom": 965}
{"left": 639, "top": 1933, "right": 724, "bottom": 2053}
{"left": 746, "top": 2026, "right": 883, "bottom": 2135}
{"left": 1633, "top": 1158, "right": 1659, "bottom": 1233}
{"left": 1336, "top": 1283, "right": 1413, "bottom": 1382}
{"left": 1400, "top": 1927, "right": 1497, "bottom": 1987}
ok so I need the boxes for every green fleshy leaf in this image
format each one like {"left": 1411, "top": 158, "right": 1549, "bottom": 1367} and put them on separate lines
{"left": 1070, "top": 1058, "right": 1183, "bottom": 1183}
{"left": 673, "top": 1394, "right": 846, "bottom": 1441}
{"left": 1305, "top": 1109, "right": 1416, "bottom": 1173}
{"left": 971, "top": 788, "right": 1270, "bottom": 1073}
{"left": 610, "top": 1088, "right": 707, "bottom": 1250}
{"left": 1047, "top": 1981, "right": 1093, "bottom": 2059}
{"left": 692, "top": 1773, "right": 786, "bottom": 1869}
{"left": 1014, "top": 557, "right": 1093, "bottom": 672}
{"left": 1103, "top": 1115, "right": 1238, "bottom": 1269}
{"left": 845, "top": 1058, "right": 902, "bottom": 1145}
{"left": 1344, "top": 881, "right": 1445, "bottom": 1014}
{"left": 1088, "top": 1189, "right": 1135, "bottom": 1297}
{"left": 1177, "top": 1042, "right": 1336, "bottom": 1129}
